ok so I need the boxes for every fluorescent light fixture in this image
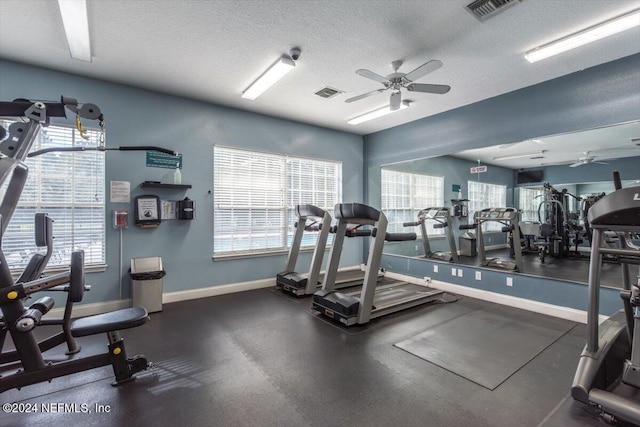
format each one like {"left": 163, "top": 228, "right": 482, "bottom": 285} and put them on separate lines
{"left": 58, "top": 0, "right": 92, "bottom": 62}
{"left": 525, "top": 9, "right": 640, "bottom": 63}
{"left": 347, "top": 101, "right": 409, "bottom": 125}
{"left": 493, "top": 151, "right": 547, "bottom": 161}
{"left": 242, "top": 56, "right": 296, "bottom": 100}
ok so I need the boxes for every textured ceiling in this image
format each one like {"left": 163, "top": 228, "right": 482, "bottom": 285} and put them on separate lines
{"left": 0, "top": 0, "right": 639, "bottom": 138}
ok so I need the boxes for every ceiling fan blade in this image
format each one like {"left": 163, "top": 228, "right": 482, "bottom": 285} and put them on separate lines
{"left": 404, "top": 60, "right": 443, "bottom": 82}
{"left": 594, "top": 161, "right": 609, "bottom": 165}
{"left": 390, "top": 91, "right": 401, "bottom": 111}
{"left": 345, "top": 89, "right": 385, "bottom": 103}
{"left": 355, "top": 69, "right": 390, "bottom": 84}
{"left": 406, "top": 83, "right": 451, "bottom": 94}
{"left": 569, "top": 162, "right": 583, "bottom": 168}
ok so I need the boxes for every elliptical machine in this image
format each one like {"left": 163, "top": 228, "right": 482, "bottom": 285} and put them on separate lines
{"left": 571, "top": 171, "right": 640, "bottom": 425}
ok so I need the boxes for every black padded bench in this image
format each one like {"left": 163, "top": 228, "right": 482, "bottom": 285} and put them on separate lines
{"left": 71, "top": 307, "right": 149, "bottom": 337}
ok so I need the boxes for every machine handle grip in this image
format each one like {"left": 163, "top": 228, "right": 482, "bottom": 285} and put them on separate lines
{"left": 403, "top": 221, "right": 420, "bottom": 227}
{"left": 613, "top": 170, "right": 622, "bottom": 190}
{"left": 459, "top": 224, "right": 476, "bottom": 230}
{"left": 501, "top": 225, "right": 514, "bottom": 232}
{"left": 433, "top": 222, "right": 447, "bottom": 229}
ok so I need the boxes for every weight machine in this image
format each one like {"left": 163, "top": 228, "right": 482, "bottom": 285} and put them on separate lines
{"left": 536, "top": 183, "right": 585, "bottom": 263}
{"left": 0, "top": 96, "right": 174, "bottom": 391}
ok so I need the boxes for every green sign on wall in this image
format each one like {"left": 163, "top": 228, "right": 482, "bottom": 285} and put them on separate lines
{"left": 146, "top": 151, "right": 182, "bottom": 169}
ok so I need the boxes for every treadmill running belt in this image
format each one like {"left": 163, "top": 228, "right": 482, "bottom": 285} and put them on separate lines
{"left": 394, "top": 309, "right": 575, "bottom": 390}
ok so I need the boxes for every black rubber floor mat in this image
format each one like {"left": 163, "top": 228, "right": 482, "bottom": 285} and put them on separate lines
{"left": 394, "top": 309, "right": 575, "bottom": 390}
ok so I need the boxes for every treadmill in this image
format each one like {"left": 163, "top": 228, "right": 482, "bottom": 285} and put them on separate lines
{"left": 312, "top": 203, "right": 447, "bottom": 326}
{"left": 460, "top": 207, "right": 523, "bottom": 272}
{"left": 404, "top": 207, "right": 459, "bottom": 263}
{"left": 276, "top": 204, "right": 331, "bottom": 296}
{"left": 276, "top": 204, "right": 380, "bottom": 296}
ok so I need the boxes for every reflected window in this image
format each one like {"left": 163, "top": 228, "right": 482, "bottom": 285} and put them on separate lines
{"left": 0, "top": 121, "right": 105, "bottom": 270}
{"left": 381, "top": 169, "right": 444, "bottom": 234}
{"left": 468, "top": 181, "right": 507, "bottom": 231}
{"left": 213, "top": 146, "right": 342, "bottom": 256}
{"left": 519, "top": 187, "right": 544, "bottom": 222}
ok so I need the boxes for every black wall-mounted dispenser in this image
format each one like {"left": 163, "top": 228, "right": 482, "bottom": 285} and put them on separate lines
{"left": 177, "top": 197, "right": 195, "bottom": 220}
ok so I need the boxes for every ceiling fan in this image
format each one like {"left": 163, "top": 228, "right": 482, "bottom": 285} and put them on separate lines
{"left": 345, "top": 59, "right": 451, "bottom": 110}
{"left": 569, "top": 152, "right": 609, "bottom": 167}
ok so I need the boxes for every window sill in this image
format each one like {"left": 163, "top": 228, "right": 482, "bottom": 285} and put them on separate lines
{"left": 11, "top": 263, "right": 108, "bottom": 279}
{"left": 212, "top": 246, "right": 326, "bottom": 261}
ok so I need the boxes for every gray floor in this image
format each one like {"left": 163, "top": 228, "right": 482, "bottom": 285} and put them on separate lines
{"left": 0, "top": 287, "right": 622, "bottom": 427}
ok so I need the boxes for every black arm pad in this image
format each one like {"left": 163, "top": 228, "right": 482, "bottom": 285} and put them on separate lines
{"left": 403, "top": 221, "right": 420, "bottom": 227}
{"left": 434, "top": 222, "right": 447, "bottom": 229}
{"left": 502, "top": 225, "right": 514, "bottom": 232}
{"left": 459, "top": 224, "right": 477, "bottom": 230}
{"left": 385, "top": 232, "right": 417, "bottom": 242}
{"left": 29, "top": 296, "right": 55, "bottom": 314}
{"left": 346, "top": 229, "right": 372, "bottom": 237}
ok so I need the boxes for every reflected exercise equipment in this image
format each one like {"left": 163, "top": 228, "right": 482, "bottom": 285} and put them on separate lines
{"left": 404, "top": 207, "right": 459, "bottom": 263}
{"left": 460, "top": 207, "right": 523, "bottom": 272}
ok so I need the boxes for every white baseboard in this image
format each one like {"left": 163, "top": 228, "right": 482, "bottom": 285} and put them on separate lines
{"left": 162, "top": 277, "right": 275, "bottom": 304}
{"left": 45, "top": 265, "right": 366, "bottom": 317}
{"left": 48, "top": 299, "right": 131, "bottom": 318}
{"left": 384, "top": 271, "right": 607, "bottom": 324}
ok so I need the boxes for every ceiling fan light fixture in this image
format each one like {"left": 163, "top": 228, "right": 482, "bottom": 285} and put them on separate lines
{"left": 242, "top": 55, "right": 296, "bottom": 100}
{"left": 57, "top": 0, "right": 92, "bottom": 62}
{"left": 524, "top": 9, "right": 640, "bottom": 63}
{"left": 347, "top": 101, "right": 409, "bottom": 125}
{"left": 493, "top": 150, "right": 547, "bottom": 161}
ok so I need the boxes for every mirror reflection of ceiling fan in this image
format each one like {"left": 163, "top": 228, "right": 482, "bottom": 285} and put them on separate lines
{"left": 569, "top": 151, "right": 609, "bottom": 167}
{"left": 345, "top": 59, "right": 450, "bottom": 111}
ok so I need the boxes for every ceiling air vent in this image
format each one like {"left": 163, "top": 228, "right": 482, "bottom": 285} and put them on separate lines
{"left": 314, "top": 87, "right": 344, "bottom": 99}
{"left": 466, "top": 0, "right": 521, "bottom": 21}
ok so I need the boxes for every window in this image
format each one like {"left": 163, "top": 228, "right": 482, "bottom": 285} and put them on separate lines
{"left": 468, "top": 180, "right": 507, "bottom": 231}
{"left": 213, "top": 146, "right": 342, "bottom": 257}
{"left": 518, "top": 187, "right": 543, "bottom": 223}
{"left": 0, "top": 122, "right": 106, "bottom": 270}
{"left": 381, "top": 169, "right": 444, "bottom": 234}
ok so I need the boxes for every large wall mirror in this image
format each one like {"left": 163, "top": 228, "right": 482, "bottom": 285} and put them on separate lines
{"left": 379, "top": 120, "right": 640, "bottom": 288}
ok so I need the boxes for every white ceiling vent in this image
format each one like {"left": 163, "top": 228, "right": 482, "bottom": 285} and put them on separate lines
{"left": 314, "top": 87, "right": 344, "bottom": 99}
{"left": 466, "top": 0, "right": 521, "bottom": 21}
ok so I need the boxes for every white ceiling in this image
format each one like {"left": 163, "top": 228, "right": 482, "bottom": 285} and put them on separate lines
{"left": 0, "top": 0, "right": 639, "bottom": 138}
{"left": 453, "top": 120, "right": 640, "bottom": 169}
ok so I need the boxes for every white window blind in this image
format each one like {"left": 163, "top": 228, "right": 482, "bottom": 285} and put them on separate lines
{"left": 213, "top": 146, "right": 342, "bottom": 256}
{"left": 518, "top": 187, "right": 543, "bottom": 223}
{"left": 0, "top": 122, "right": 106, "bottom": 270}
{"left": 381, "top": 169, "right": 444, "bottom": 234}
{"left": 468, "top": 180, "right": 507, "bottom": 231}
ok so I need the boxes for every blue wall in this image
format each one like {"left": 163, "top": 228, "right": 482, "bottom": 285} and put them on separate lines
{"left": 0, "top": 60, "right": 364, "bottom": 304}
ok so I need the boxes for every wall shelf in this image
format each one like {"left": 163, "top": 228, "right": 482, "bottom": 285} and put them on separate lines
{"left": 141, "top": 182, "right": 191, "bottom": 189}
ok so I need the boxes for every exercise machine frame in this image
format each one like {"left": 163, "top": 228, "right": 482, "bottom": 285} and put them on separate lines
{"left": 571, "top": 172, "right": 640, "bottom": 425}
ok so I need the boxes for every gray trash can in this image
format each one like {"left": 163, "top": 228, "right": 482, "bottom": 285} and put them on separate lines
{"left": 459, "top": 232, "right": 477, "bottom": 257}
{"left": 130, "top": 257, "right": 165, "bottom": 313}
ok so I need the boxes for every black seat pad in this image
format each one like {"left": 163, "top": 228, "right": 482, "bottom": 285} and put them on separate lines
{"left": 70, "top": 307, "right": 149, "bottom": 337}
